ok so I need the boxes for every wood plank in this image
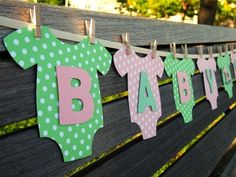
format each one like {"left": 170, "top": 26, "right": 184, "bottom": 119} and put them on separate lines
{"left": 1, "top": 0, "right": 236, "bottom": 53}
{"left": 220, "top": 152, "right": 236, "bottom": 177}
{"left": 76, "top": 90, "right": 236, "bottom": 177}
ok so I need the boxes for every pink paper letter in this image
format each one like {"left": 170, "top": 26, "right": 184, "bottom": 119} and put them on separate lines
{"left": 177, "top": 72, "right": 191, "bottom": 103}
{"left": 56, "top": 66, "right": 94, "bottom": 125}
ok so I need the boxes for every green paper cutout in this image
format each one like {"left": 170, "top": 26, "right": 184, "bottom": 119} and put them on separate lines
{"left": 164, "top": 54, "right": 195, "bottom": 123}
{"left": 138, "top": 72, "right": 157, "bottom": 113}
{"left": 217, "top": 54, "right": 233, "bottom": 98}
{"left": 4, "top": 26, "right": 112, "bottom": 162}
{"left": 206, "top": 69, "right": 214, "bottom": 93}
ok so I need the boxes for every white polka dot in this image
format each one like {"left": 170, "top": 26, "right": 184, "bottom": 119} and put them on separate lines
{"left": 80, "top": 53, "right": 84, "bottom": 58}
{"left": 55, "top": 113, "right": 59, "bottom": 119}
{"left": 92, "top": 93, "right": 96, "bottom": 98}
{"left": 45, "top": 74, "right": 50, "bottom": 80}
{"left": 92, "top": 57, "right": 95, "bottom": 62}
{"left": 72, "top": 145, "right": 77, "bottom": 150}
{"left": 100, "top": 46, "right": 103, "bottom": 51}
{"left": 74, "top": 133, "right": 78, "bottom": 138}
{"left": 67, "top": 47, "right": 71, "bottom": 52}
{"left": 87, "top": 134, "right": 91, "bottom": 139}
{"left": 60, "top": 131, "right": 64, "bottom": 137}
{"left": 42, "top": 43, "right": 47, "bottom": 49}
{"left": 81, "top": 128, "right": 85, "bottom": 133}
{"left": 40, "top": 98, "right": 45, "bottom": 104}
{"left": 52, "top": 125, "right": 57, "bottom": 131}
{"left": 73, "top": 55, "right": 76, "bottom": 60}
{"left": 87, "top": 50, "right": 90, "bottom": 55}
{"left": 58, "top": 50, "right": 63, "bottom": 55}
{"left": 24, "top": 37, "right": 30, "bottom": 43}
{"left": 38, "top": 110, "right": 43, "bottom": 116}
{"left": 98, "top": 56, "right": 102, "bottom": 61}
{"left": 71, "top": 157, "right": 75, "bottom": 160}
{"left": 66, "top": 138, "right": 70, "bottom": 144}
{"left": 43, "top": 130, "right": 48, "bottom": 136}
{"left": 41, "top": 85, "right": 47, "bottom": 91}
{"left": 80, "top": 139, "right": 84, "bottom": 144}
{"left": 68, "top": 127, "right": 72, "bottom": 132}
{"left": 40, "top": 55, "right": 45, "bottom": 61}
{"left": 52, "top": 41, "right": 56, "bottom": 47}
{"left": 64, "top": 150, "right": 69, "bottom": 156}
{"left": 50, "top": 94, "right": 55, "bottom": 100}
{"left": 93, "top": 49, "right": 96, "bottom": 53}
{"left": 45, "top": 33, "right": 50, "bottom": 38}
{"left": 47, "top": 63, "right": 52, "bottom": 68}
{"left": 47, "top": 105, "right": 52, "bottom": 111}
{"left": 65, "top": 57, "right": 69, "bottom": 63}
{"left": 82, "top": 43, "right": 85, "bottom": 48}
{"left": 85, "top": 60, "right": 89, "bottom": 65}
{"left": 50, "top": 52, "right": 54, "bottom": 58}
{"left": 19, "top": 60, "right": 25, "bottom": 67}
{"left": 52, "top": 82, "right": 56, "bottom": 88}
{"left": 17, "top": 29, "right": 22, "bottom": 33}
{"left": 74, "top": 45, "right": 78, "bottom": 50}
{"left": 78, "top": 63, "right": 82, "bottom": 67}
{"left": 45, "top": 118, "right": 50, "bottom": 124}
{"left": 79, "top": 151, "right": 83, "bottom": 156}
{"left": 37, "top": 78, "right": 40, "bottom": 84}
{"left": 13, "top": 39, "right": 19, "bottom": 45}
{"left": 95, "top": 119, "right": 99, "bottom": 124}
{"left": 27, "top": 26, "right": 33, "bottom": 31}
{"left": 33, "top": 46, "right": 38, "bottom": 52}
{"left": 56, "top": 60, "right": 61, "bottom": 65}
{"left": 22, "top": 48, "right": 27, "bottom": 55}
{"left": 86, "top": 145, "right": 90, "bottom": 150}
{"left": 30, "top": 57, "right": 36, "bottom": 64}
{"left": 10, "top": 51, "right": 16, "bottom": 58}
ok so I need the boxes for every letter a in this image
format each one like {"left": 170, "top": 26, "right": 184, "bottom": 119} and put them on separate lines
{"left": 56, "top": 66, "right": 94, "bottom": 125}
{"left": 177, "top": 72, "right": 191, "bottom": 104}
{"left": 137, "top": 72, "right": 157, "bottom": 113}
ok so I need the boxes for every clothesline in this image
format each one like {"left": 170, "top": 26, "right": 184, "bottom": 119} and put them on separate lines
{"left": 0, "top": 15, "right": 235, "bottom": 59}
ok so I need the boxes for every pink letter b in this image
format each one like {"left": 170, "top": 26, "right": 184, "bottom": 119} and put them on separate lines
{"left": 56, "top": 66, "right": 94, "bottom": 125}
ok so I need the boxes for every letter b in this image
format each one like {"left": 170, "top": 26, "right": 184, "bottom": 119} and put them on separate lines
{"left": 177, "top": 72, "right": 191, "bottom": 104}
{"left": 56, "top": 66, "right": 94, "bottom": 125}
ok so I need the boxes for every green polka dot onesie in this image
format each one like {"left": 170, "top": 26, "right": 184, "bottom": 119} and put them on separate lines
{"left": 4, "top": 26, "right": 112, "bottom": 162}
{"left": 164, "top": 54, "right": 195, "bottom": 123}
{"left": 217, "top": 54, "right": 233, "bottom": 98}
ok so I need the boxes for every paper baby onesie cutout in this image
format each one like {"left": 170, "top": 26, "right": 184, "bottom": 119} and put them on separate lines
{"left": 164, "top": 53, "right": 195, "bottom": 123}
{"left": 231, "top": 51, "right": 236, "bottom": 77}
{"left": 197, "top": 57, "right": 218, "bottom": 110}
{"left": 138, "top": 72, "right": 157, "bottom": 113}
{"left": 113, "top": 47, "right": 164, "bottom": 139}
{"left": 56, "top": 66, "right": 94, "bottom": 125}
{"left": 4, "top": 26, "right": 112, "bottom": 162}
{"left": 217, "top": 54, "right": 233, "bottom": 98}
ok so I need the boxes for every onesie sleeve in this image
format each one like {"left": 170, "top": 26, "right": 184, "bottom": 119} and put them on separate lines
{"left": 4, "top": 26, "right": 41, "bottom": 69}
{"left": 154, "top": 56, "right": 164, "bottom": 78}
{"left": 113, "top": 47, "right": 130, "bottom": 77}
{"left": 91, "top": 40, "right": 112, "bottom": 75}
{"left": 164, "top": 53, "right": 174, "bottom": 77}
{"left": 217, "top": 55, "right": 224, "bottom": 69}
{"left": 197, "top": 57, "right": 204, "bottom": 73}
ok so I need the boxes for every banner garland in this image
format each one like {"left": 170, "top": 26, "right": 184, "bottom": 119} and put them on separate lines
{"left": 2, "top": 23, "right": 236, "bottom": 162}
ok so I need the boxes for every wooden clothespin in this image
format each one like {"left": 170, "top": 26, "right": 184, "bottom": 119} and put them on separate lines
{"left": 170, "top": 42, "right": 176, "bottom": 59}
{"left": 225, "top": 44, "right": 228, "bottom": 54}
{"left": 207, "top": 46, "right": 213, "bottom": 58}
{"left": 85, "top": 18, "right": 95, "bottom": 44}
{"left": 217, "top": 45, "right": 222, "bottom": 56}
{"left": 150, "top": 40, "right": 157, "bottom": 59}
{"left": 230, "top": 43, "right": 234, "bottom": 51}
{"left": 29, "top": 6, "right": 41, "bottom": 38}
{"left": 121, "top": 33, "right": 131, "bottom": 55}
{"left": 181, "top": 44, "right": 188, "bottom": 58}
{"left": 198, "top": 45, "right": 203, "bottom": 58}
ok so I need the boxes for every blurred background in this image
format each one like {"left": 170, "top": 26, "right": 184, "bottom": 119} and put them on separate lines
{"left": 24, "top": 0, "right": 235, "bottom": 27}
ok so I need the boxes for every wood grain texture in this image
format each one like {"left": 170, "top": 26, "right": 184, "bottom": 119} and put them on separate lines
{"left": 0, "top": 87, "right": 234, "bottom": 177}
{"left": 1, "top": 0, "right": 236, "bottom": 53}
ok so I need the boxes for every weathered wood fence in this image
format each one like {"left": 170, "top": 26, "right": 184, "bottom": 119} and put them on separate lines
{"left": 0, "top": 1, "right": 236, "bottom": 177}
